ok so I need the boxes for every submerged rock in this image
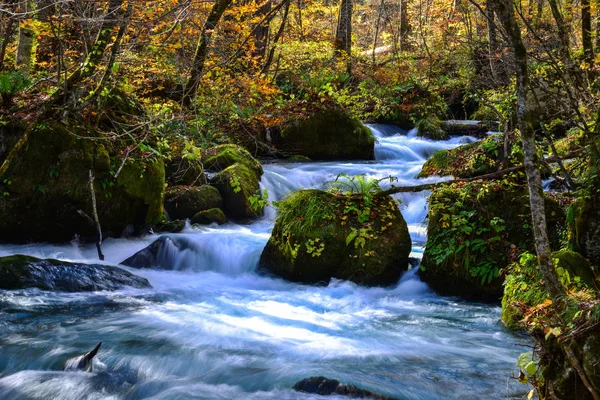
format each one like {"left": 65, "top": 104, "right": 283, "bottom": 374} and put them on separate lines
{"left": 0, "top": 255, "right": 151, "bottom": 291}
{"left": 121, "top": 235, "right": 218, "bottom": 270}
{"left": 259, "top": 190, "right": 411, "bottom": 286}
{"left": 269, "top": 109, "right": 375, "bottom": 160}
{"left": 164, "top": 185, "right": 223, "bottom": 220}
{"left": 420, "top": 180, "right": 564, "bottom": 301}
{"left": 154, "top": 219, "right": 186, "bottom": 233}
{"left": 293, "top": 376, "right": 396, "bottom": 399}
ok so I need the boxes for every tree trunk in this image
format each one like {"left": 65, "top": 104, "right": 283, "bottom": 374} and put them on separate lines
{"left": 16, "top": 0, "right": 34, "bottom": 72}
{"left": 399, "top": 0, "right": 409, "bottom": 50}
{"left": 182, "top": 0, "right": 233, "bottom": 106}
{"left": 491, "top": 0, "right": 565, "bottom": 302}
{"left": 252, "top": 0, "right": 273, "bottom": 61}
{"left": 582, "top": 0, "right": 593, "bottom": 66}
{"left": 486, "top": 0, "right": 498, "bottom": 79}
{"left": 334, "top": 0, "right": 352, "bottom": 57}
{"left": 262, "top": 0, "right": 291, "bottom": 74}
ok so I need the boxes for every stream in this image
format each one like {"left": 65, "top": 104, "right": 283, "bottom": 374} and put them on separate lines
{"left": 0, "top": 124, "right": 531, "bottom": 399}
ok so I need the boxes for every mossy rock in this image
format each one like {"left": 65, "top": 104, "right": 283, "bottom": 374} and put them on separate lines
{"left": 419, "top": 134, "right": 518, "bottom": 179}
{"left": 202, "top": 144, "right": 263, "bottom": 176}
{"left": 271, "top": 109, "right": 375, "bottom": 160}
{"left": 287, "top": 155, "right": 312, "bottom": 163}
{"left": 191, "top": 208, "right": 226, "bottom": 225}
{"left": 259, "top": 190, "right": 411, "bottom": 286}
{"left": 538, "top": 331, "right": 600, "bottom": 400}
{"left": 439, "top": 120, "right": 490, "bottom": 138}
{"left": 210, "top": 163, "right": 264, "bottom": 220}
{"left": 502, "top": 250, "right": 599, "bottom": 329}
{"left": 154, "top": 219, "right": 186, "bottom": 233}
{"left": 569, "top": 191, "right": 600, "bottom": 267}
{"left": 420, "top": 179, "right": 564, "bottom": 301}
{"left": 165, "top": 156, "right": 206, "bottom": 186}
{"left": 0, "top": 254, "right": 151, "bottom": 291}
{"left": 164, "top": 185, "right": 223, "bottom": 220}
{"left": 0, "top": 120, "right": 165, "bottom": 243}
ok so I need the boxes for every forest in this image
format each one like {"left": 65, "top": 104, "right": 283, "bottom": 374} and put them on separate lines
{"left": 0, "top": 0, "right": 599, "bottom": 398}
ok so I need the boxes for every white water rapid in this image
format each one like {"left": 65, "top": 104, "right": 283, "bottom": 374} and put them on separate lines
{"left": 0, "top": 124, "right": 531, "bottom": 399}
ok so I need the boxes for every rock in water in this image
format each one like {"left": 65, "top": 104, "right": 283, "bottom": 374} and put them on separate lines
{"left": 65, "top": 342, "right": 102, "bottom": 372}
{"left": 293, "top": 377, "right": 396, "bottom": 399}
{"left": 259, "top": 190, "right": 411, "bottom": 286}
{"left": 0, "top": 255, "right": 151, "bottom": 292}
{"left": 121, "top": 235, "right": 218, "bottom": 271}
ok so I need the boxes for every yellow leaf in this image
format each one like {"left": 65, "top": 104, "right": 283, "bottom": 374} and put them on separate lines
{"left": 528, "top": 389, "right": 534, "bottom": 399}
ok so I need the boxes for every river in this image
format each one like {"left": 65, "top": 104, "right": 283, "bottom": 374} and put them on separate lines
{"left": 0, "top": 124, "right": 530, "bottom": 399}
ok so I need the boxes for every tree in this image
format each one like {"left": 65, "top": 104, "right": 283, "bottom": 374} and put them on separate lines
{"left": 334, "top": 0, "right": 353, "bottom": 63}
{"left": 491, "top": 0, "right": 564, "bottom": 302}
{"left": 182, "top": 0, "right": 233, "bottom": 105}
{"left": 15, "top": 0, "right": 34, "bottom": 72}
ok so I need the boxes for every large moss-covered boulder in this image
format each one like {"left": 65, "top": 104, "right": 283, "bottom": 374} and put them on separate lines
{"left": 419, "top": 134, "right": 518, "bottom": 178}
{"left": 259, "top": 190, "right": 411, "bottom": 286}
{"left": 569, "top": 191, "right": 600, "bottom": 267}
{"left": 164, "top": 185, "right": 223, "bottom": 220}
{"left": 0, "top": 254, "right": 151, "bottom": 291}
{"left": 270, "top": 109, "right": 375, "bottom": 160}
{"left": 0, "top": 121, "right": 165, "bottom": 243}
{"left": 210, "top": 163, "right": 264, "bottom": 220}
{"left": 202, "top": 144, "right": 263, "bottom": 176}
{"left": 165, "top": 156, "right": 206, "bottom": 186}
{"left": 419, "top": 180, "right": 564, "bottom": 301}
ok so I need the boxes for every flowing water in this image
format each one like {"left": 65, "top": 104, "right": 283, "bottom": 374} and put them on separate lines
{"left": 0, "top": 124, "right": 531, "bottom": 399}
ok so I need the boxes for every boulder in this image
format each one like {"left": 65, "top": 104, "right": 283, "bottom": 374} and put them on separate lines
{"left": 419, "top": 180, "right": 564, "bottom": 301}
{"left": 0, "top": 121, "right": 165, "bottom": 243}
{"left": 164, "top": 185, "right": 223, "bottom": 220}
{"left": 0, "top": 254, "right": 151, "bottom": 291}
{"left": 269, "top": 109, "right": 375, "bottom": 160}
{"left": 201, "top": 144, "right": 263, "bottom": 176}
{"left": 570, "top": 191, "right": 600, "bottom": 266}
{"left": 154, "top": 219, "right": 186, "bottom": 233}
{"left": 259, "top": 190, "right": 411, "bottom": 286}
{"left": 191, "top": 208, "right": 227, "bottom": 225}
{"left": 439, "top": 120, "right": 490, "bottom": 138}
{"left": 293, "top": 377, "right": 396, "bottom": 399}
{"left": 210, "top": 163, "right": 264, "bottom": 220}
{"left": 165, "top": 156, "right": 206, "bottom": 186}
{"left": 419, "top": 134, "right": 517, "bottom": 179}
{"left": 121, "top": 235, "right": 217, "bottom": 271}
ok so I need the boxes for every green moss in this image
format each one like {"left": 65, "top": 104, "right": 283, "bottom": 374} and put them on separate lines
{"left": 420, "top": 179, "right": 565, "bottom": 300}
{"left": 569, "top": 192, "right": 600, "bottom": 266}
{"left": 210, "top": 163, "right": 263, "bottom": 220}
{"left": 276, "top": 109, "right": 375, "bottom": 160}
{"left": 116, "top": 158, "right": 166, "bottom": 225}
{"left": 260, "top": 189, "right": 412, "bottom": 286}
{"left": 165, "top": 156, "right": 206, "bottom": 186}
{"left": 154, "top": 219, "right": 186, "bottom": 233}
{"left": 202, "top": 144, "right": 263, "bottom": 176}
{"left": 287, "top": 155, "right": 312, "bottom": 162}
{"left": 501, "top": 250, "right": 598, "bottom": 329}
{"left": 419, "top": 134, "right": 519, "bottom": 178}
{"left": 191, "top": 208, "right": 227, "bottom": 225}
{"left": 164, "top": 185, "right": 223, "bottom": 220}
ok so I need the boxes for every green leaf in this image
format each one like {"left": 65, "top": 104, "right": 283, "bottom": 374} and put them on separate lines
{"left": 525, "top": 362, "right": 537, "bottom": 375}
{"left": 346, "top": 231, "right": 357, "bottom": 246}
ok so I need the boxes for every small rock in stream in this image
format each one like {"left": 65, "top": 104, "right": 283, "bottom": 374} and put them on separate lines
{"left": 293, "top": 376, "right": 397, "bottom": 399}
